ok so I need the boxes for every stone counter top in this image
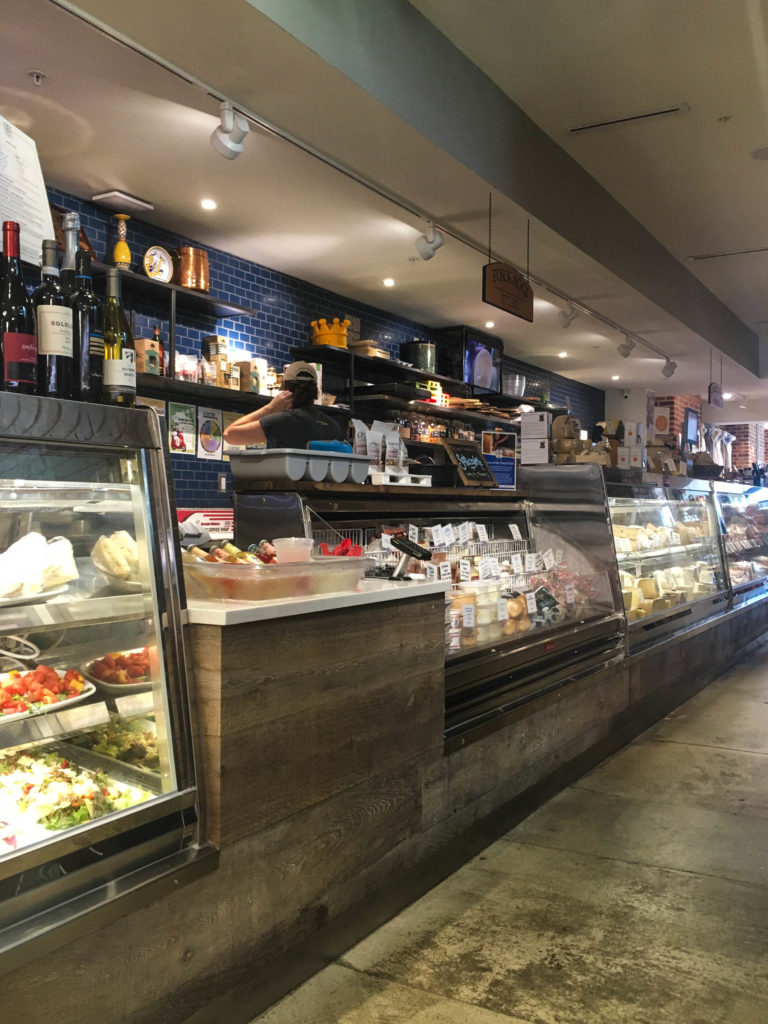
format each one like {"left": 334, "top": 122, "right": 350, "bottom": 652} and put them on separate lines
{"left": 186, "top": 577, "right": 449, "bottom": 625}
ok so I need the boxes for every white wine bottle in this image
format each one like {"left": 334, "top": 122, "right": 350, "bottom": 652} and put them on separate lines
{"left": 102, "top": 268, "right": 136, "bottom": 406}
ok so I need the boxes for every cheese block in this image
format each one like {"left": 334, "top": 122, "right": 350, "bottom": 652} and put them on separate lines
{"left": 637, "top": 577, "right": 657, "bottom": 599}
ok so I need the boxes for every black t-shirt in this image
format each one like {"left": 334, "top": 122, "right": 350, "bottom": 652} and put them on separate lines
{"left": 260, "top": 405, "right": 345, "bottom": 449}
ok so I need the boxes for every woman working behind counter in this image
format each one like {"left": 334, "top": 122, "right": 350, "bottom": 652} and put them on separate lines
{"left": 222, "top": 361, "right": 345, "bottom": 448}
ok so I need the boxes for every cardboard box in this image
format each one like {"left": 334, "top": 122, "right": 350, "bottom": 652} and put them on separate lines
{"left": 236, "top": 360, "right": 262, "bottom": 393}
{"left": 624, "top": 421, "right": 643, "bottom": 446}
{"left": 616, "top": 446, "right": 631, "bottom": 468}
{"left": 135, "top": 337, "right": 161, "bottom": 375}
{"left": 209, "top": 354, "right": 230, "bottom": 389}
{"left": 520, "top": 411, "right": 552, "bottom": 438}
{"left": 519, "top": 438, "right": 550, "bottom": 464}
{"left": 629, "top": 446, "right": 646, "bottom": 469}
{"left": 202, "top": 335, "right": 229, "bottom": 360}
{"left": 225, "top": 364, "right": 241, "bottom": 390}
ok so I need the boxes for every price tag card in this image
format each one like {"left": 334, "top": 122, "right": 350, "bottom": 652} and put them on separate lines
{"left": 458, "top": 521, "right": 472, "bottom": 544}
{"left": 381, "top": 532, "right": 393, "bottom": 551}
{"left": 525, "top": 553, "right": 538, "bottom": 573}
{"left": 478, "top": 557, "right": 492, "bottom": 580}
{"left": 459, "top": 559, "right": 472, "bottom": 582}
{"left": 425, "top": 562, "right": 438, "bottom": 582}
{"left": 115, "top": 692, "right": 154, "bottom": 718}
{"left": 497, "top": 598, "right": 509, "bottom": 621}
{"left": 489, "top": 557, "right": 502, "bottom": 578}
{"left": 566, "top": 585, "right": 577, "bottom": 605}
{"left": 526, "top": 592, "right": 538, "bottom": 615}
{"left": 671, "top": 532, "right": 682, "bottom": 547}
{"left": 542, "top": 549, "right": 555, "bottom": 570}
{"left": 476, "top": 523, "right": 489, "bottom": 543}
{"left": 408, "top": 523, "right": 419, "bottom": 544}
{"left": 462, "top": 603, "right": 475, "bottom": 628}
{"left": 439, "top": 560, "right": 453, "bottom": 581}
{"left": 442, "top": 522, "right": 456, "bottom": 547}
{"left": 555, "top": 548, "right": 564, "bottom": 565}
{"left": 431, "top": 524, "right": 444, "bottom": 547}
{"left": 508, "top": 523, "right": 523, "bottom": 541}
{"left": 511, "top": 552, "right": 524, "bottom": 575}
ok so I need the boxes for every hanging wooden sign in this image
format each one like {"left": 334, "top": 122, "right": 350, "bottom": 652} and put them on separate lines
{"left": 708, "top": 382, "right": 724, "bottom": 409}
{"left": 482, "top": 262, "right": 534, "bottom": 322}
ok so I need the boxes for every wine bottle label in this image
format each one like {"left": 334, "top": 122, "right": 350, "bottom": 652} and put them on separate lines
{"left": 3, "top": 331, "right": 37, "bottom": 366}
{"left": 89, "top": 330, "right": 104, "bottom": 357}
{"left": 37, "top": 305, "right": 73, "bottom": 356}
{"left": 104, "top": 349, "right": 137, "bottom": 388}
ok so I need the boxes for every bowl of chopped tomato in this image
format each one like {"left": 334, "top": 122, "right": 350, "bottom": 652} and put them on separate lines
{"left": 0, "top": 664, "right": 94, "bottom": 719}
{"left": 81, "top": 647, "right": 153, "bottom": 695}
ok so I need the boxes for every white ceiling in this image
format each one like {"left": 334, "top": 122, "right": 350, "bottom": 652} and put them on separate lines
{"left": 3, "top": 0, "right": 768, "bottom": 420}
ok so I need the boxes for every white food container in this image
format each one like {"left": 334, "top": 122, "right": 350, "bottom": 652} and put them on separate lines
{"left": 230, "top": 449, "right": 370, "bottom": 484}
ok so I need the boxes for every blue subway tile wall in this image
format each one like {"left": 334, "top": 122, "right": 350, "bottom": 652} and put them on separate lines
{"left": 48, "top": 188, "right": 605, "bottom": 504}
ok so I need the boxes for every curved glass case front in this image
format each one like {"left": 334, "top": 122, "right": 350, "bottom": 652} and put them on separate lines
{"left": 607, "top": 482, "right": 728, "bottom": 649}
{"left": 712, "top": 483, "right": 768, "bottom": 598}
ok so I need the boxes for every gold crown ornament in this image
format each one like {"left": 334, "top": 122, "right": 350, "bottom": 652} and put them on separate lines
{"left": 310, "top": 317, "right": 350, "bottom": 348}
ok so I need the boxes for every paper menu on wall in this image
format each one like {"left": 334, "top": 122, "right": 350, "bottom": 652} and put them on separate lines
{"left": 0, "top": 114, "right": 54, "bottom": 265}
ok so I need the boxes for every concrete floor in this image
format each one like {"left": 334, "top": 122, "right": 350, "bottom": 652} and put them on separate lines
{"left": 252, "top": 643, "right": 768, "bottom": 1024}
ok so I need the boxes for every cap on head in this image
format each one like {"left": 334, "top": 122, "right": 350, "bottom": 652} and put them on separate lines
{"left": 283, "top": 361, "right": 317, "bottom": 383}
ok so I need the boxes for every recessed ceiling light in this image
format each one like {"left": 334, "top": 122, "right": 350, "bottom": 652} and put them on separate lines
{"left": 558, "top": 351, "right": 568, "bottom": 358}
{"left": 201, "top": 198, "right": 217, "bottom": 210}
{"left": 383, "top": 278, "right": 395, "bottom": 287}
{"left": 611, "top": 375, "right": 620, "bottom": 381}
{"left": 722, "top": 392, "right": 733, "bottom": 400}
{"left": 484, "top": 321, "right": 495, "bottom": 329}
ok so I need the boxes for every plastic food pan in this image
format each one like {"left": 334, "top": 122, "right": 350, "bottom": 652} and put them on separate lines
{"left": 184, "top": 556, "right": 374, "bottom": 602}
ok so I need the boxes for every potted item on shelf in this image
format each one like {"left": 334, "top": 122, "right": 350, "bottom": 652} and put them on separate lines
{"left": 171, "top": 246, "right": 210, "bottom": 292}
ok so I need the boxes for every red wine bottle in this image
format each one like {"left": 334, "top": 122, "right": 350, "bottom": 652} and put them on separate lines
{"left": 32, "top": 239, "right": 73, "bottom": 398}
{"left": 71, "top": 249, "right": 103, "bottom": 402}
{"left": 0, "top": 221, "right": 37, "bottom": 394}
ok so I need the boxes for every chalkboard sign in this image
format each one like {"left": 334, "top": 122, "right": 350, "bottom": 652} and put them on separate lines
{"left": 441, "top": 440, "right": 498, "bottom": 487}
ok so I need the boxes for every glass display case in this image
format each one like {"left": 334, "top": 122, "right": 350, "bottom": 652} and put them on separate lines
{"left": 606, "top": 477, "right": 729, "bottom": 652}
{"left": 232, "top": 464, "right": 625, "bottom": 748}
{"left": 712, "top": 481, "right": 768, "bottom": 604}
{"left": 0, "top": 395, "right": 209, "bottom": 964}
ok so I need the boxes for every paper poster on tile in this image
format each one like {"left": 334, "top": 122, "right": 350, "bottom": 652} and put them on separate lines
{"left": 197, "top": 406, "right": 223, "bottom": 461}
{"left": 168, "top": 402, "right": 195, "bottom": 455}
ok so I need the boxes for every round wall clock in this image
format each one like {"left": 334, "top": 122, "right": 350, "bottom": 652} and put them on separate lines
{"left": 143, "top": 245, "right": 173, "bottom": 282}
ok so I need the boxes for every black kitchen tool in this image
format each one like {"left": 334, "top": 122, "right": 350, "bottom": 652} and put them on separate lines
{"left": 390, "top": 531, "right": 432, "bottom": 580}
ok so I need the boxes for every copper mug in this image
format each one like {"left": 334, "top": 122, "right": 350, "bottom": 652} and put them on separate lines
{"left": 172, "top": 246, "right": 210, "bottom": 292}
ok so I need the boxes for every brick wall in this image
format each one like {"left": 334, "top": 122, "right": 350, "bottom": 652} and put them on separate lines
{"left": 46, "top": 188, "right": 606, "bottom": 504}
{"left": 722, "top": 423, "right": 758, "bottom": 469}
{"left": 654, "top": 394, "right": 702, "bottom": 445}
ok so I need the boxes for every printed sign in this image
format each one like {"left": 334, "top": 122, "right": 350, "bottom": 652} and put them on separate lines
{"left": 482, "top": 261, "right": 534, "bottom": 322}
{"left": 168, "top": 402, "right": 196, "bottom": 455}
{"left": 197, "top": 407, "right": 223, "bottom": 461}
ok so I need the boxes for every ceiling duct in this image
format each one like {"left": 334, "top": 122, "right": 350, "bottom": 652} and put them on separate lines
{"left": 568, "top": 103, "right": 688, "bottom": 134}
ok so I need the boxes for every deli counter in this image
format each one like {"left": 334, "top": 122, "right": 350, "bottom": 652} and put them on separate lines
{"left": 0, "top": 395, "right": 213, "bottom": 966}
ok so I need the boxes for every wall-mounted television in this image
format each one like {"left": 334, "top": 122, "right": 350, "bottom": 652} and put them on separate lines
{"left": 682, "top": 407, "right": 699, "bottom": 450}
{"left": 463, "top": 333, "right": 502, "bottom": 395}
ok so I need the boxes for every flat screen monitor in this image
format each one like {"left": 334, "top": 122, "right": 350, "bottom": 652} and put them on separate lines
{"left": 682, "top": 407, "right": 698, "bottom": 449}
{"left": 464, "top": 335, "right": 502, "bottom": 394}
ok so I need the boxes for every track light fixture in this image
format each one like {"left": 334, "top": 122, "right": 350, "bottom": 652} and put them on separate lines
{"left": 558, "top": 302, "right": 579, "bottom": 328}
{"left": 210, "top": 100, "right": 249, "bottom": 160}
{"left": 415, "top": 221, "right": 445, "bottom": 260}
{"left": 617, "top": 334, "right": 635, "bottom": 358}
{"left": 661, "top": 358, "right": 678, "bottom": 379}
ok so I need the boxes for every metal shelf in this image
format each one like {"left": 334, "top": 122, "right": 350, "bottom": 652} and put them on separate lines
{"left": 91, "top": 264, "right": 259, "bottom": 320}
{"left": 0, "top": 699, "right": 110, "bottom": 750}
{"left": 0, "top": 592, "right": 152, "bottom": 635}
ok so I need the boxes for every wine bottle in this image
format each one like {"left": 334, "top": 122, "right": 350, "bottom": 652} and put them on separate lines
{"left": 59, "top": 211, "right": 80, "bottom": 295}
{"left": 102, "top": 268, "right": 136, "bottom": 406}
{"left": 32, "top": 239, "right": 73, "bottom": 399}
{"left": 71, "top": 249, "right": 103, "bottom": 402}
{"left": 0, "top": 221, "right": 37, "bottom": 394}
{"left": 153, "top": 324, "right": 165, "bottom": 375}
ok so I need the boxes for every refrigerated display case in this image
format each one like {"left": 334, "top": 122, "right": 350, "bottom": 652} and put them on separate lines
{"left": 712, "top": 481, "right": 768, "bottom": 604}
{"left": 232, "top": 464, "right": 625, "bottom": 748}
{"left": 0, "top": 395, "right": 211, "bottom": 965}
{"left": 606, "top": 476, "right": 729, "bottom": 652}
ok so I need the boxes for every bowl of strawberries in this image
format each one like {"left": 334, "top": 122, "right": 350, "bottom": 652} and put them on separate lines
{"left": 81, "top": 646, "right": 153, "bottom": 695}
